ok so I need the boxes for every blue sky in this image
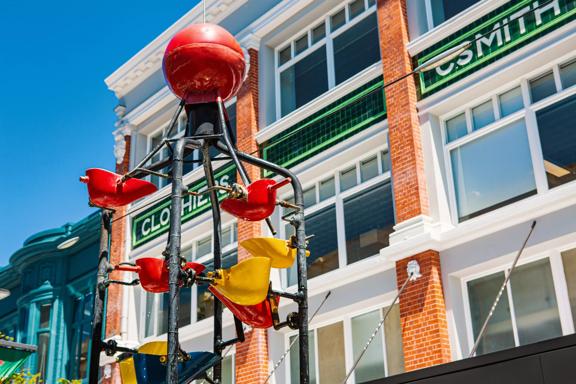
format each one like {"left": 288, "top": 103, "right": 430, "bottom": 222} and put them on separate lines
{"left": 0, "top": 0, "right": 199, "bottom": 265}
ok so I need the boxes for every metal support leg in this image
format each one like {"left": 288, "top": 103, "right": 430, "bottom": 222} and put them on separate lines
{"left": 202, "top": 142, "right": 224, "bottom": 384}
{"left": 88, "top": 210, "right": 112, "bottom": 384}
{"left": 166, "top": 138, "right": 186, "bottom": 383}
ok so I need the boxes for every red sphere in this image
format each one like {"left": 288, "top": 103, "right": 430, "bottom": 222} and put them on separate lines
{"left": 163, "top": 23, "right": 246, "bottom": 104}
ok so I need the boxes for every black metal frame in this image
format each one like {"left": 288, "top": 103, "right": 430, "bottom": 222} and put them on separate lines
{"left": 88, "top": 99, "right": 310, "bottom": 384}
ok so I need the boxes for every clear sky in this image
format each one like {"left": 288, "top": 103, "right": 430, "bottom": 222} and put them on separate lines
{"left": 0, "top": 0, "right": 199, "bottom": 266}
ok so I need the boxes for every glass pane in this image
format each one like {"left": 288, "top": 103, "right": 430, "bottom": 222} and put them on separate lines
{"left": 472, "top": 100, "right": 495, "bottom": 130}
{"left": 381, "top": 151, "right": 391, "bottom": 173}
{"left": 303, "top": 186, "right": 317, "bottom": 209}
{"left": 197, "top": 236, "right": 212, "bottom": 259}
{"left": 530, "top": 71, "right": 556, "bottom": 103}
{"left": 561, "top": 248, "right": 576, "bottom": 328}
{"left": 345, "top": 182, "right": 395, "bottom": 264}
{"left": 290, "top": 332, "right": 316, "bottom": 384}
{"left": 361, "top": 156, "right": 379, "bottom": 182}
{"left": 221, "top": 226, "right": 232, "bottom": 248}
{"left": 295, "top": 35, "right": 309, "bottom": 55}
{"left": 349, "top": 0, "right": 365, "bottom": 19}
{"left": 368, "top": 0, "right": 376, "bottom": 6}
{"left": 280, "top": 46, "right": 328, "bottom": 116}
{"left": 431, "top": 0, "right": 481, "bottom": 26}
{"left": 318, "top": 322, "right": 346, "bottom": 383}
{"left": 383, "top": 304, "right": 404, "bottom": 376}
{"left": 79, "top": 323, "right": 90, "bottom": 379}
{"left": 319, "top": 177, "right": 335, "bottom": 201}
{"left": 312, "top": 23, "right": 326, "bottom": 44}
{"left": 179, "top": 288, "right": 192, "bottom": 327}
{"left": 333, "top": 13, "right": 380, "bottom": 85}
{"left": 222, "top": 355, "right": 234, "bottom": 384}
{"left": 499, "top": 87, "right": 524, "bottom": 117}
{"left": 536, "top": 94, "right": 576, "bottom": 188}
{"left": 331, "top": 9, "right": 346, "bottom": 31}
{"left": 181, "top": 245, "right": 193, "bottom": 261}
{"left": 287, "top": 206, "right": 338, "bottom": 285}
{"left": 510, "top": 258, "right": 562, "bottom": 345}
{"left": 157, "top": 294, "right": 169, "bottom": 335}
{"left": 39, "top": 303, "right": 51, "bottom": 329}
{"left": 144, "top": 292, "right": 155, "bottom": 337}
{"left": 352, "top": 311, "right": 385, "bottom": 383}
{"left": 467, "top": 271, "right": 515, "bottom": 355}
{"left": 133, "top": 287, "right": 141, "bottom": 332}
{"left": 446, "top": 113, "right": 467, "bottom": 142}
{"left": 560, "top": 59, "right": 576, "bottom": 89}
{"left": 225, "top": 102, "right": 237, "bottom": 142}
{"left": 37, "top": 332, "right": 50, "bottom": 380}
{"left": 340, "top": 166, "right": 358, "bottom": 191}
{"left": 451, "top": 119, "right": 536, "bottom": 220}
{"left": 279, "top": 46, "right": 291, "bottom": 66}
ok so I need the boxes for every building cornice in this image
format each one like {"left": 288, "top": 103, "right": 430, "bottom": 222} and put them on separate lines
{"left": 104, "top": 0, "right": 248, "bottom": 98}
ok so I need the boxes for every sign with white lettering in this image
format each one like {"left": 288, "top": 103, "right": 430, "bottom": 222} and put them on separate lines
{"left": 415, "top": 0, "right": 576, "bottom": 97}
{"left": 131, "top": 164, "right": 236, "bottom": 248}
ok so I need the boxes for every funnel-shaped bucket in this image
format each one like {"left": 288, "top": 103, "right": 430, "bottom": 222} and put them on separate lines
{"left": 80, "top": 168, "right": 157, "bottom": 208}
{"left": 220, "top": 178, "right": 290, "bottom": 221}
{"left": 210, "top": 286, "right": 279, "bottom": 328}
{"left": 134, "top": 258, "right": 205, "bottom": 293}
{"left": 210, "top": 257, "right": 271, "bottom": 306}
{"left": 240, "top": 238, "right": 310, "bottom": 269}
{"left": 119, "top": 342, "right": 220, "bottom": 384}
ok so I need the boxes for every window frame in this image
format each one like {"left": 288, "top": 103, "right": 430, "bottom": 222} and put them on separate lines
{"left": 461, "top": 244, "right": 576, "bottom": 355}
{"left": 284, "top": 299, "right": 402, "bottom": 384}
{"left": 440, "top": 56, "right": 576, "bottom": 225}
{"left": 274, "top": 0, "right": 379, "bottom": 120}
{"left": 279, "top": 145, "right": 393, "bottom": 288}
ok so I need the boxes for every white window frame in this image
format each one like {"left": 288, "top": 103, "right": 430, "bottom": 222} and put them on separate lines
{"left": 136, "top": 221, "right": 238, "bottom": 341}
{"left": 284, "top": 299, "right": 401, "bottom": 384}
{"left": 279, "top": 145, "right": 392, "bottom": 289}
{"left": 441, "top": 55, "right": 576, "bottom": 225}
{"left": 274, "top": 0, "right": 378, "bottom": 120}
{"left": 461, "top": 242, "right": 576, "bottom": 355}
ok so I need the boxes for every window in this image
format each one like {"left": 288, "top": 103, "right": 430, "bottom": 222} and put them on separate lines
{"left": 288, "top": 305, "right": 404, "bottom": 383}
{"left": 430, "top": 0, "right": 481, "bottom": 27}
{"left": 146, "top": 102, "right": 236, "bottom": 188}
{"left": 466, "top": 257, "right": 564, "bottom": 355}
{"left": 450, "top": 119, "right": 536, "bottom": 220}
{"left": 560, "top": 59, "right": 576, "bottom": 89}
{"left": 36, "top": 302, "right": 52, "bottom": 381}
{"left": 283, "top": 151, "right": 393, "bottom": 286}
{"left": 195, "top": 354, "right": 235, "bottom": 384}
{"left": 276, "top": 0, "right": 380, "bottom": 117}
{"left": 443, "top": 57, "right": 576, "bottom": 222}
{"left": 561, "top": 248, "right": 576, "bottom": 329}
{"left": 69, "top": 291, "right": 93, "bottom": 380}
{"left": 536, "top": 94, "right": 576, "bottom": 188}
{"left": 137, "top": 224, "right": 237, "bottom": 338}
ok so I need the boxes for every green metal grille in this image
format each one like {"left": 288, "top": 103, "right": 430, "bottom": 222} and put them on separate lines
{"left": 261, "top": 76, "right": 386, "bottom": 173}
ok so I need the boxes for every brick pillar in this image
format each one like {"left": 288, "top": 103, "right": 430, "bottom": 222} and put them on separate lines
{"left": 102, "top": 132, "right": 131, "bottom": 384}
{"left": 377, "top": 0, "right": 451, "bottom": 371}
{"left": 396, "top": 251, "right": 451, "bottom": 370}
{"left": 234, "top": 47, "right": 270, "bottom": 384}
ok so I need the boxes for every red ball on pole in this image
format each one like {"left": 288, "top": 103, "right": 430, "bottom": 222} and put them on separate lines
{"left": 163, "top": 24, "right": 246, "bottom": 104}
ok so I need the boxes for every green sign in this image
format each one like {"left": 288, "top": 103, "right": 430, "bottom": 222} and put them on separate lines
{"left": 131, "top": 164, "right": 236, "bottom": 248}
{"left": 416, "top": 0, "right": 576, "bottom": 97}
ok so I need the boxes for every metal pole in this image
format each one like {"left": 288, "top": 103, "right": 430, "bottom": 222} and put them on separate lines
{"left": 469, "top": 220, "right": 537, "bottom": 357}
{"left": 166, "top": 138, "right": 186, "bottom": 383}
{"left": 88, "top": 210, "right": 112, "bottom": 384}
{"left": 202, "top": 142, "right": 224, "bottom": 384}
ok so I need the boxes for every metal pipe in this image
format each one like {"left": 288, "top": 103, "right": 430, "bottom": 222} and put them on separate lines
{"left": 214, "top": 141, "right": 309, "bottom": 383}
{"left": 88, "top": 210, "right": 112, "bottom": 384}
{"left": 469, "top": 221, "right": 537, "bottom": 358}
{"left": 166, "top": 138, "right": 186, "bottom": 383}
{"left": 202, "top": 141, "right": 224, "bottom": 384}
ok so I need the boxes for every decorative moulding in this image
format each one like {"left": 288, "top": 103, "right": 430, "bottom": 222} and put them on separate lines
{"left": 113, "top": 123, "right": 134, "bottom": 165}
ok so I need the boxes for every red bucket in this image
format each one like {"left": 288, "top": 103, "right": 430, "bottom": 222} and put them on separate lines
{"left": 220, "top": 178, "right": 290, "bottom": 221}
{"left": 209, "top": 286, "right": 278, "bottom": 329}
{"left": 80, "top": 168, "right": 157, "bottom": 208}
{"left": 118, "top": 258, "right": 205, "bottom": 293}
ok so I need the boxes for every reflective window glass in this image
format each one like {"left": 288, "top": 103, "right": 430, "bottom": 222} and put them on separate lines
{"left": 450, "top": 119, "right": 536, "bottom": 220}
{"left": 295, "top": 35, "right": 309, "bottom": 55}
{"left": 340, "top": 166, "right": 358, "bottom": 191}
{"left": 312, "top": 23, "right": 326, "bottom": 44}
{"left": 290, "top": 332, "right": 316, "bottom": 384}
{"left": 303, "top": 186, "right": 317, "bottom": 208}
{"left": 561, "top": 248, "right": 576, "bottom": 328}
{"left": 331, "top": 9, "right": 346, "bottom": 31}
{"left": 318, "top": 322, "right": 346, "bottom": 383}
{"left": 349, "top": 0, "right": 365, "bottom": 19}
{"left": 472, "top": 100, "right": 495, "bottom": 130}
{"left": 360, "top": 156, "right": 379, "bottom": 182}
{"left": 560, "top": 59, "right": 576, "bottom": 89}
{"left": 383, "top": 304, "right": 405, "bottom": 375}
{"left": 381, "top": 151, "right": 391, "bottom": 173}
{"left": 319, "top": 177, "right": 335, "bottom": 201}
{"left": 530, "top": 71, "right": 556, "bottom": 103}
{"left": 352, "top": 310, "right": 385, "bottom": 382}
{"left": 279, "top": 46, "right": 291, "bottom": 66}
{"left": 39, "top": 303, "right": 51, "bottom": 329}
{"left": 197, "top": 236, "right": 212, "bottom": 259}
{"left": 499, "top": 87, "right": 524, "bottom": 117}
{"left": 446, "top": 113, "right": 467, "bottom": 142}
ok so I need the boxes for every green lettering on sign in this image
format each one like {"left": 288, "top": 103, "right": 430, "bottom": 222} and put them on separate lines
{"left": 416, "top": 0, "right": 576, "bottom": 97}
{"left": 131, "top": 163, "right": 236, "bottom": 248}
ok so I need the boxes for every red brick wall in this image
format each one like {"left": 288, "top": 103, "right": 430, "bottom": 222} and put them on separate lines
{"left": 234, "top": 48, "right": 270, "bottom": 383}
{"left": 377, "top": 0, "right": 451, "bottom": 371}
{"left": 377, "top": 0, "right": 429, "bottom": 222}
{"left": 103, "top": 134, "right": 131, "bottom": 384}
{"left": 395, "top": 251, "right": 451, "bottom": 370}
